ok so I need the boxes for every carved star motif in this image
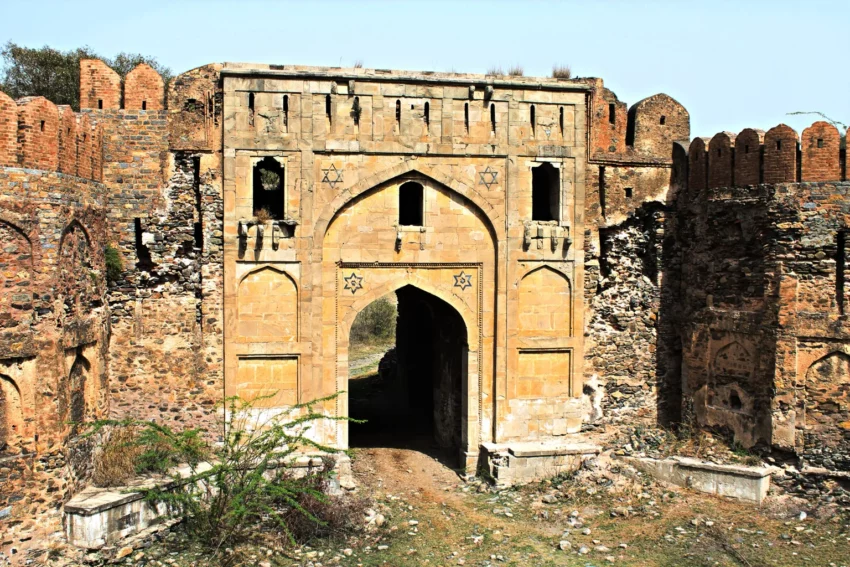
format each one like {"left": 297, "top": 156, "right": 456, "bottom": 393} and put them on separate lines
{"left": 478, "top": 166, "right": 498, "bottom": 189}
{"left": 322, "top": 164, "right": 344, "bottom": 188}
{"left": 453, "top": 271, "right": 473, "bottom": 291}
{"left": 343, "top": 272, "right": 363, "bottom": 294}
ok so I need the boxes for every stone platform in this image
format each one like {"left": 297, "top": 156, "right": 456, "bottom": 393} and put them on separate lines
{"left": 480, "top": 440, "right": 601, "bottom": 486}
{"left": 621, "top": 456, "right": 778, "bottom": 504}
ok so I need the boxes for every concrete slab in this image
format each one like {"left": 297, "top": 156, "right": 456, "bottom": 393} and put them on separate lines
{"left": 622, "top": 456, "right": 777, "bottom": 504}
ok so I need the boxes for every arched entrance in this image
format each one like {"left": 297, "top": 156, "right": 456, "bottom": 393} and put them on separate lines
{"left": 347, "top": 285, "right": 468, "bottom": 465}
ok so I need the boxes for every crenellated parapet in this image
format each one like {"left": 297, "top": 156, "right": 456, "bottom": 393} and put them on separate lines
{"left": 0, "top": 91, "right": 103, "bottom": 181}
{"left": 80, "top": 59, "right": 167, "bottom": 111}
{"left": 688, "top": 121, "right": 847, "bottom": 189}
{"left": 588, "top": 80, "right": 690, "bottom": 164}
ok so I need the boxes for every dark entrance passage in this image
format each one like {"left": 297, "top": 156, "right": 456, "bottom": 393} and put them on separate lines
{"left": 348, "top": 285, "right": 467, "bottom": 465}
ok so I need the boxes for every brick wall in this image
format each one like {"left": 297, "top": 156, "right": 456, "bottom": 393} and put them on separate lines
{"left": 801, "top": 121, "right": 841, "bottom": 182}
{"left": 0, "top": 91, "right": 15, "bottom": 167}
{"left": 57, "top": 106, "right": 78, "bottom": 175}
{"left": 763, "top": 124, "right": 798, "bottom": 184}
{"left": 688, "top": 137, "right": 708, "bottom": 191}
{"left": 80, "top": 59, "right": 121, "bottom": 110}
{"left": 628, "top": 93, "right": 690, "bottom": 157}
{"left": 707, "top": 132, "right": 735, "bottom": 189}
{"left": 125, "top": 63, "right": 165, "bottom": 110}
{"left": 16, "top": 97, "right": 59, "bottom": 171}
{"left": 733, "top": 128, "right": 763, "bottom": 187}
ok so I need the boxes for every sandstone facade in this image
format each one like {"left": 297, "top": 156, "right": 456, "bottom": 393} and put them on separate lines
{"left": 2, "top": 57, "right": 850, "bottom": 559}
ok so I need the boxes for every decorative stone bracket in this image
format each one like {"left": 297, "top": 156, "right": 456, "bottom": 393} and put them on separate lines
{"left": 238, "top": 218, "right": 298, "bottom": 250}
{"left": 395, "top": 225, "right": 427, "bottom": 252}
{"left": 523, "top": 221, "right": 571, "bottom": 251}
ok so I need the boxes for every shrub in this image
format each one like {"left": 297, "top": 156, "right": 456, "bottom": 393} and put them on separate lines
{"left": 552, "top": 65, "right": 572, "bottom": 79}
{"left": 104, "top": 245, "right": 122, "bottom": 284}
{"left": 350, "top": 296, "right": 397, "bottom": 343}
{"left": 507, "top": 65, "right": 524, "bottom": 77}
{"left": 254, "top": 207, "right": 272, "bottom": 223}
{"left": 486, "top": 66, "right": 504, "bottom": 76}
{"left": 90, "top": 393, "right": 356, "bottom": 556}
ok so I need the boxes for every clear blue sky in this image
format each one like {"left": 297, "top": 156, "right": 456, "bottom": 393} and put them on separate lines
{"left": 1, "top": 0, "right": 847, "bottom": 137}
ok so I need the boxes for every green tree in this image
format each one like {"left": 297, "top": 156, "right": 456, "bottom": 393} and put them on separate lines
{"left": 0, "top": 42, "right": 172, "bottom": 110}
{"left": 350, "top": 296, "right": 397, "bottom": 343}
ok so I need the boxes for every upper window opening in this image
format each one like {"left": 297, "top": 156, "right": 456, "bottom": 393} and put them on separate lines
{"left": 531, "top": 162, "right": 560, "bottom": 222}
{"left": 717, "top": 148, "right": 722, "bottom": 156}
{"left": 325, "top": 94, "right": 332, "bottom": 124}
{"left": 248, "top": 93, "right": 255, "bottom": 125}
{"left": 608, "top": 103, "right": 615, "bottom": 125}
{"left": 624, "top": 187, "right": 633, "bottom": 199}
{"left": 464, "top": 102, "right": 469, "bottom": 133}
{"left": 142, "top": 101, "right": 147, "bottom": 110}
{"left": 98, "top": 99, "right": 103, "bottom": 110}
{"left": 395, "top": 100, "right": 401, "bottom": 128}
{"left": 283, "top": 95, "right": 289, "bottom": 129}
{"left": 40, "top": 121, "right": 45, "bottom": 132}
{"left": 559, "top": 106, "right": 564, "bottom": 135}
{"left": 817, "top": 138, "right": 824, "bottom": 148}
{"left": 659, "top": 115, "right": 666, "bottom": 125}
{"left": 252, "top": 157, "right": 285, "bottom": 220}
{"left": 530, "top": 105, "right": 536, "bottom": 136}
{"left": 352, "top": 96, "right": 361, "bottom": 128}
{"left": 424, "top": 101, "right": 430, "bottom": 130}
{"left": 776, "top": 140, "right": 782, "bottom": 150}
{"left": 745, "top": 144, "right": 749, "bottom": 154}
{"left": 399, "top": 181, "right": 424, "bottom": 226}
{"left": 490, "top": 103, "right": 496, "bottom": 133}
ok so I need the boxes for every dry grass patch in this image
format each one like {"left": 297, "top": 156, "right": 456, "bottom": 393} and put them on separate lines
{"left": 552, "top": 64, "right": 572, "bottom": 79}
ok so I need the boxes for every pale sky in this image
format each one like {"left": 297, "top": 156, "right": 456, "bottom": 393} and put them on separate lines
{"left": 0, "top": 0, "right": 847, "bottom": 137}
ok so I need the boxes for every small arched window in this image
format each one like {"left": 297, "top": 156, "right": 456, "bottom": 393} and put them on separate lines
{"left": 531, "top": 162, "right": 559, "bottom": 221}
{"left": 253, "top": 157, "right": 285, "bottom": 220}
{"left": 399, "top": 181, "right": 424, "bottom": 226}
{"left": 326, "top": 94, "right": 332, "bottom": 124}
{"left": 424, "top": 101, "right": 430, "bottom": 130}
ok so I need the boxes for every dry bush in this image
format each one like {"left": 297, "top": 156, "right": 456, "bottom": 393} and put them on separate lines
{"left": 353, "top": 60, "right": 363, "bottom": 69}
{"left": 92, "top": 426, "right": 146, "bottom": 487}
{"left": 254, "top": 207, "right": 272, "bottom": 223}
{"left": 486, "top": 66, "right": 504, "bottom": 76}
{"left": 507, "top": 65, "right": 524, "bottom": 77}
{"left": 279, "top": 467, "right": 370, "bottom": 545}
{"left": 552, "top": 65, "right": 572, "bottom": 79}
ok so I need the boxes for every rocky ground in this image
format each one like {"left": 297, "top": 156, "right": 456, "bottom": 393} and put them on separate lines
{"left": 28, "top": 439, "right": 847, "bottom": 567}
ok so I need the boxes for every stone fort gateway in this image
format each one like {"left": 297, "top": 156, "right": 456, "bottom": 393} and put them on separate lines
{"left": 1, "top": 59, "right": 849, "bottom": 550}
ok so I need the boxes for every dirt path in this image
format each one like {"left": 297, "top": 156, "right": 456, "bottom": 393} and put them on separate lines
{"left": 344, "top": 447, "right": 849, "bottom": 567}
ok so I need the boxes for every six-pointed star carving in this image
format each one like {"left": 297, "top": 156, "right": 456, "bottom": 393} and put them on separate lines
{"left": 453, "top": 271, "right": 473, "bottom": 291}
{"left": 322, "top": 164, "right": 344, "bottom": 188}
{"left": 343, "top": 272, "right": 363, "bottom": 294}
{"left": 479, "top": 166, "right": 498, "bottom": 189}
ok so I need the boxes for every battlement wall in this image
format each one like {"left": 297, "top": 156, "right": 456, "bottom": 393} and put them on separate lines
{"left": 80, "top": 59, "right": 166, "bottom": 111}
{"left": 688, "top": 121, "right": 847, "bottom": 190}
{"left": 0, "top": 91, "right": 103, "bottom": 181}
{"left": 589, "top": 84, "right": 690, "bottom": 163}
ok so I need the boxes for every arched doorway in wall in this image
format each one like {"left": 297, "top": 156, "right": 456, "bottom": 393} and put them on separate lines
{"left": 68, "top": 354, "right": 90, "bottom": 437}
{"left": 347, "top": 285, "right": 468, "bottom": 465}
